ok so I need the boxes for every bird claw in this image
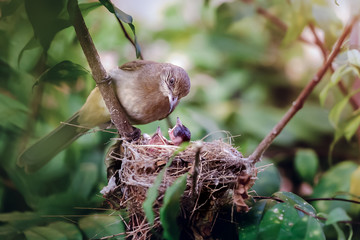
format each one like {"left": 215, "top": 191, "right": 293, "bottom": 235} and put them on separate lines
{"left": 126, "top": 126, "right": 141, "bottom": 142}
{"left": 98, "top": 74, "right": 112, "bottom": 85}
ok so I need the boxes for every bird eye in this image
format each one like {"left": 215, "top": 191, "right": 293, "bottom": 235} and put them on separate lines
{"left": 169, "top": 77, "right": 175, "bottom": 86}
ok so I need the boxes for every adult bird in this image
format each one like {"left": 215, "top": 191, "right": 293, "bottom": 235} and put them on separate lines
{"left": 18, "top": 60, "right": 191, "bottom": 172}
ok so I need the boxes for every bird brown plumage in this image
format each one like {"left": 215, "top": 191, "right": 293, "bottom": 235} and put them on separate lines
{"left": 18, "top": 60, "right": 191, "bottom": 172}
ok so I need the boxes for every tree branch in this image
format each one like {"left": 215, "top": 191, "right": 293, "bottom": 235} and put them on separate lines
{"left": 308, "top": 23, "right": 329, "bottom": 60}
{"left": 67, "top": 0, "right": 134, "bottom": 139}
{"left": 249, "top": 17, "right": 359, "bottom": 163}
{"left": 309, "top": 22, "right": 360, "bottom": 110}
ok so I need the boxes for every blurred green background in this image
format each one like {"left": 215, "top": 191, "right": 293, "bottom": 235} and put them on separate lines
{"left": 1, "top": 0, "right": 360, "bottom": 239}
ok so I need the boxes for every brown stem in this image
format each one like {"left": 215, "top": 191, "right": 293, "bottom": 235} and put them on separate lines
{"left": 117, "top": 19, "right": 144, "bottom": 60}
{"left": 249, "top": 17, "right": 359, "bottom": 163}
{"left": 67, "top": 0, "right": 134, "bottom": 139}
{"left": 191, "top": 145, "right": 202, "bottom": 199}
{"left": 308, "top": 23, "right": 329, "bottom": 60}
{"left": 256, "top": 4, "right": 360, "bottom": 111}
{"left": 255, "top": 6, "right": 312, "bottom": 45}
{"left": 306, "top": 197, "right": 360, "bottom": 205}
{"left": 309, "top": 22, "right": 360, "bottom": 109}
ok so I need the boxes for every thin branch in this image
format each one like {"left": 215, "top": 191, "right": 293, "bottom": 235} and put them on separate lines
{"left": 67, "top": 0, "right": 134, "bottom": 139}
{"left": 255, "top": 6, "right": 312, "bottom": 45}
{"left": 308, "top": 23, "right": 329, "bottom": 60}
{"left": 254, "top": 2, "right": 360, "bottom": 111}
{"left": 117, "top": 19, "right": 144, "bottom": 60}
{"left": 309, "top": 22, "right": 360, "bottom": 110}
{"left": 249, "top": 17, "right": 359, "bottom": 163}
{"left": 191, "top": 145, "right": 202, "bottom": 199}
{"left": 306, "top": 197, "right": 360, "bottom": 205}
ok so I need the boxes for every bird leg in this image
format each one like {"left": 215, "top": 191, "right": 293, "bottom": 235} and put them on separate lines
{"left": 124, "top": 126, "right": 142, "bottom": 142}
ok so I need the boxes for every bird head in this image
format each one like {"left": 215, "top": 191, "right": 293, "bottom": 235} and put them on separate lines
{"left": 168, "top": 117, "right": 191, "bottom": 146}
{"left": 160, "top": 64, "right": 190, "bottom": 113}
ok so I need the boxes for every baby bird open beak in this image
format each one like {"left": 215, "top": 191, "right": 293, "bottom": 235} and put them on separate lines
{"left": 168, "top": 117, "right": 191, "bottom": 146}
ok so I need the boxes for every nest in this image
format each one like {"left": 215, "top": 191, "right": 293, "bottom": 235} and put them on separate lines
{"left": 101, "top": 136, "right": 257, "bottom": 239}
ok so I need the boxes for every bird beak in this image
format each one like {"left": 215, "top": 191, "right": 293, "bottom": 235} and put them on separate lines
{"left": 176, "top": 117, "right": 182, "bottom": 126}
{"left": 168, "top": 94, "right": 178, "bottom": 113}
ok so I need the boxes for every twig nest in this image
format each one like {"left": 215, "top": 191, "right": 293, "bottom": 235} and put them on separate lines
{"left": 102, "top": 136, "right": 257, "bottom": 239}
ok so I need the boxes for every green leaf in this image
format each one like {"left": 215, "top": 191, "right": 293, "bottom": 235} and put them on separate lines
{"left": 328, "top": 88, "right": 360, "bottom": 127}
{"left": 24, "top": 226, "right": 67, "bottom": 240}
{"left": 272, "top": 192, "right": 317, "bottom": 216}
{"left": 68, "top": 162, "right": 98, "bottom": 200}
{"left": 78, "top": 214, "right": 125, "bottom": 240}
{"left": 143, "top": 143, "right": 189, "bottom": 225}
{"left": 311, "top": 161, "right": 358, "bottom": 214}
{"left": 160, "top": 174, "right": 187, "bottom": 240}
{"left": 79, "top": 2, "right": 102, "bottom": 16}
{"left": 294, "top": 149, "right": 319, "bottom": 184}
{"left": 0, "top": 0, "right": 23, "bottom": 18}
{"left": 251, "top": 159, "right": 281, "bottom": 196}
{"left": 332, "top": 223, "right": 346, "bottom": 240}
{"left": 35, "top": 61, "right": 89, "bottom": 87}
{"left": 343, "top": 111, "right": 360, "bottom": 141}
{"left": 325, "top": 208, "right": 351, "bottom": 225}
{"left": 328, "top": 125, "right": 347, "bottom": 164}
{"left": 24, "top": 0, "right": 70, "bottom": 51}
{"left": 326, "top": 210, "right": 353, "bottom": 240}
{"left": 0, "top": 224, "right": 25, "bottom": 240}
{"left": 0, "top": 211, "right": 39, "bottom": 223}
{"left": 258, "top": 203, "right": 300, "bottom": 240}
{"left": 0, "top": 58, "right": 16, "bottom": 83}
{"left": 291, "top": 215, "right": 325, "bottom": 240}
{"left": 258, "top": 199, "right": 325, "bottom": 240}
{"left": 350, "top": 166, "right": 360, "bottom": 198}
{"left": 282, "top": 1, "right": 312, "bottom": 45}
{"left": 216, "top": 2, "right": 255, "bottom": 30}
{"left": 0, "top": 94, "right": 28, "bottom": 132}
{"left": 47, "top": 222, "right": 82, "bottom": 240}
{"left": 319, "top": 64, "right": 349, "bottom": 106}
{"left": 98, "top": 0, "right": 115, "bottom": 13}
{"left": 99, "top": 0, "right": 142, "bottom": 58}
{"left": 238, "top": 199, "right": 278, "bottom": 240}
{"left": 113, "top": 7, "right": 133, "bottom": 24}
{"left": 18, "top": 37, "right": 41, "bottom": 67}
{"left": 348, "top": 49, "right": 360, "bottom": 68}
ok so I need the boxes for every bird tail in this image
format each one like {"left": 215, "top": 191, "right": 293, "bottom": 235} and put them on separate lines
{"left": 17, "top": 112, "right": 87, "bottom": 173}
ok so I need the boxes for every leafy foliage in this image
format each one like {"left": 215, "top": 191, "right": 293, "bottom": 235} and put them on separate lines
{"left": 294, "top": 149, "right": 319, "bottom": 184}
{"left": 1, "top": 0, "right": 360, "bottom": 239}
{"left": 160, "top": 174, "right": 188, "bottom": 240}
{"left": 239, "top": 192, "right": 325, "bottom": 240}
{"left": 34, "top": 60, "right": 89, "bottom": 87}
{"left": 24, "top": 0, "right": 70, "bottom": 52}
{"left": 99, "top": 0, "right": 142, "bottom": 59}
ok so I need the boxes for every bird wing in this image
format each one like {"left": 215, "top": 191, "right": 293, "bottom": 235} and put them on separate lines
{"left": 119, "top": 60, "right": 156, "bottom": 71}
